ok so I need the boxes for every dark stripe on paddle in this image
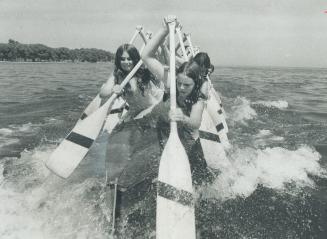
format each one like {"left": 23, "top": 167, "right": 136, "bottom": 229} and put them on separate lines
{"left": 80, "top": 113, "right": 88, "bottom": 120}
{"left": 216, "top": 123, "right": 224, "bottom": 132}
{"left": 110, "top": 108, "right": 124, "bottom": 114}
{"left": 199, "top": 130, "right": 220, "bottom": 143}
{"left": 66, "top": 132, "right": 94, "bottom": 148}
{"left": 157, "top": 181, "right": 194, "bottom": 207}
{"left": 109, "top": 105, "right": 129, "bottom": 114}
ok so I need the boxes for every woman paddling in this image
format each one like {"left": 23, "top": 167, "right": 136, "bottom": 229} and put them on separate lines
{"left": 141, "top": 18, "right": 214, "bottom": 186}
{"left": 100, "top": 43, "right": 165, "bottom": 203}
{"left": 193, "top": 52, "right": 214, "bottom": 79}
{"left": 100, "top": 43, "right": 163, "bottom": 117}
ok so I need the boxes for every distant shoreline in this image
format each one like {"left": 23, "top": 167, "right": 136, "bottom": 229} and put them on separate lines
{"left": 0, "top": 39, "right": 115, "bottom": 63}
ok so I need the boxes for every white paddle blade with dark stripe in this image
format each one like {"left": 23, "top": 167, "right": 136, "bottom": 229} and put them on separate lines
{"left": 46, "top": 60, "right": 143, "bottom": 178}
{"left": 157, "top": 133, "right": 195, "bottom": 239}
{"left": 199, "top": 108, "right": 228, "bottom": 169}
{"left": 206, "top": 88, "right": 230, "bottom": 149}
{"left": 156, "top": 17, "right": 195, "bottom": 239}
{"left": 46, "top": 95, "right": 116, "bottom": 178}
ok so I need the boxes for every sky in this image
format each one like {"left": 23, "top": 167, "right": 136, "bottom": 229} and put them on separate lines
{"left": 1, "top": 0, "right": 327, "bottom": 67}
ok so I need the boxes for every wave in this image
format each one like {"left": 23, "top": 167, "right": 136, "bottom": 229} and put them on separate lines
{"left": 205, "top": 145, "right": 326, "bottom": 201}
{"left": 0, "top": 144, "right": 109, "bottom": 239}
{"left": 0, "top": 128, "right": 14, "bottom": 136}
{"left": 254, "top": 100, "right": 289, "bottom": 109}
{"left": 253, "top": 129, "right": 284, "bottom": 146}
{"left": 229, "top": 96, "right": 257, "bottom": 124}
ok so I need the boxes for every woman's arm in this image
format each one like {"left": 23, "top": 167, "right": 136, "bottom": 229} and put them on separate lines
{"left": 99, "top": 74, "right": 115, "bottom": 98}
{"left": 185, "top": 100, "right": 205, "bottom": 129}
{"left": 169, "top": 82, "right": 209, "bottom": 129}
{"left": 169, "top": 100, "right": 205, "bottom": 130}
{"left": 141, "top": 23, "right": 169, "bottom": 86}
{"left": 158, "top": 43, "right": 169, "bottom": 65}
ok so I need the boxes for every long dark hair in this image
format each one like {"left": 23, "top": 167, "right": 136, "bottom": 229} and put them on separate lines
{"left": 193, "top": 52, "right": 211, "bottom": 78}
{"left": 176, "top": 60, "right": 206, "bottom": 112}
{"left": 114, "top": 43, "right": 156, "bottom": 95}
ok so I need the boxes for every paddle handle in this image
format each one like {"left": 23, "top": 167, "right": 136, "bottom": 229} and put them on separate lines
{"left": 176, "top": 27, "right": 188, "bottom": 61}
{"left": 139, "top": 31, "right": 148, "bottom": 53}
{"left": 129, "top": 26, "right": 143, "bottom": 44}
{"left": 185, "top": 33, "right": 195, "bottom": 57}
{"left": 146, "top": 31, "right": 153, "bottom": 40}
{"left": 175, "top": 34, "right": 187, "bottom": 52}
{"left": 168, "top": 18, "right": 178, "bottom": 133}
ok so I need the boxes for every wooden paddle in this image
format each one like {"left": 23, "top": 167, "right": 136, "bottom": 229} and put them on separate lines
{"left": 78, "top": 94, "right": 102, "bottom": 121}
{"left": 185, "top": 33, "right": 195, "bottom": 57}
{"left": 156, "top": 16, "right": 196, "bottom": 239}
{"left": 186, "top": 35, "right": 230, "bottom": 147}
{"left": 77, "top": 25, "right": 145, "bottom": 123}
{"left": 130, "top": 25, "right": 143, "bottom": 44}
{"left": 175, "top": 33, "right": 187, "bottom": 53}
{"left": 102, "top": 28, "right": 149, "bottom": 135}
{"left": 176, "top": 27, "right": 188, "bottom": 61}
{"left": 46, "top": 60, "right": 143, "bottom": 178}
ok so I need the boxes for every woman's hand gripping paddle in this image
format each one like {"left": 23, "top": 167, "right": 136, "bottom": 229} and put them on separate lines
{"left": 103, "top": 28, "right": 150, "bottom": 134}
{"left": 46, "top": 60, "right": 143, "bottom": 178}
{"left": 77, "top": 26, "right": 145, "bottom": 123}
{"left": 156, "top": 16, "right": 196, "bottom": 239}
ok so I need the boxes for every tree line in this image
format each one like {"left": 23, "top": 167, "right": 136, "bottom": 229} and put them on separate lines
{"left": 0, "top": 39, "right": 115, "bottom": 63}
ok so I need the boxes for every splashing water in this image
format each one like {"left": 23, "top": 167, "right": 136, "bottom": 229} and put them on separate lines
{"left": 0, "top": 146, "right": 111, "bottom": 239}
{"left": 229, "top": 97, "right": 257, "bottom": 124}
{"left": 205, "top": 145, "right": 326, "bottom": 201}
{"left": 254, "top": 100, "right": 289, "bottom": 109}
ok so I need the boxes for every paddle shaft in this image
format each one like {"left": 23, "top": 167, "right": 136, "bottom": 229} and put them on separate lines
{"left": 176, "top": 28, "right": 189, "bottom": 61}
{"left": 176, "top": 27, "right": 188, "bottom": 61}
{"left": 185, "top": 34, "right": 195, "bottom": 57}
{"left": 175, "top": 34, "right": 187, "bottom": 52}
{"left": 168, "top": 21, "right": 178, "bottom": 133}
{"left": 129, "top": 26, "right": 143, "bottom": 44}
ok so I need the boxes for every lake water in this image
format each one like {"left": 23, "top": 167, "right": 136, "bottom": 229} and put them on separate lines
{"left": 0, "top": 62, "right": 326, "bottom": 238}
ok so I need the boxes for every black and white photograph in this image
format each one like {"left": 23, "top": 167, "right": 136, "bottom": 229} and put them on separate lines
{"left": 1, "top": 0, "right": 327, "bottom": 238}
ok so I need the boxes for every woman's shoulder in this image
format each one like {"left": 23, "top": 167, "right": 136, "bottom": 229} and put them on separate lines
{"left": 198, "top": 80, "right": 209, "bottom": 100}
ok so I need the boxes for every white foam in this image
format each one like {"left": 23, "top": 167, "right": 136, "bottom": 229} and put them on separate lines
{"left": 0, "top": 123, "right": 42, "bottom": 150}
{"left": 229, "top": 96, "right": 257, "bottom": 123}
{"left": 0, "top": 128, "right": 13, "bottom": 136}
{"left": 0, "top": 145, "right": 109, "bottom": 239}
{"left": 255, "top": 100, "right": 289, "bottom": 109}
{"left": 256, "top": 129, "right": 272, "bottom": 137}
{"left": 0, "top": 138, "right": 20, "bottom": 148}
{"left": 206, "top": 145, "right": 326, "bottom": 200}
{"left": 254, "top": 129, "right": 284, "bottom": 146}
{"left": 17, "top": 122, "right": 35, "bottom": 132}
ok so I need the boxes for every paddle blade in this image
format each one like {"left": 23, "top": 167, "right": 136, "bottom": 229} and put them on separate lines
{"left": 156, "top": 133, "right": 195, "bottom": 239}
{"left": 78, "top": 94, "right": 101, "bottom": 122}
{"left": 206, "top": 89, "right": 230, "bottom": 149}
{"left": 103, "top": 97, "right": 127, "bottom": 134}
{"left": 199, "top": 108, "right": 229, "bottom": 169}
{"left": 46, "top": 97, "right": 115, "bottom": 178}
{"left": 158, "top": 134, "right": 192, "bottom": 188}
